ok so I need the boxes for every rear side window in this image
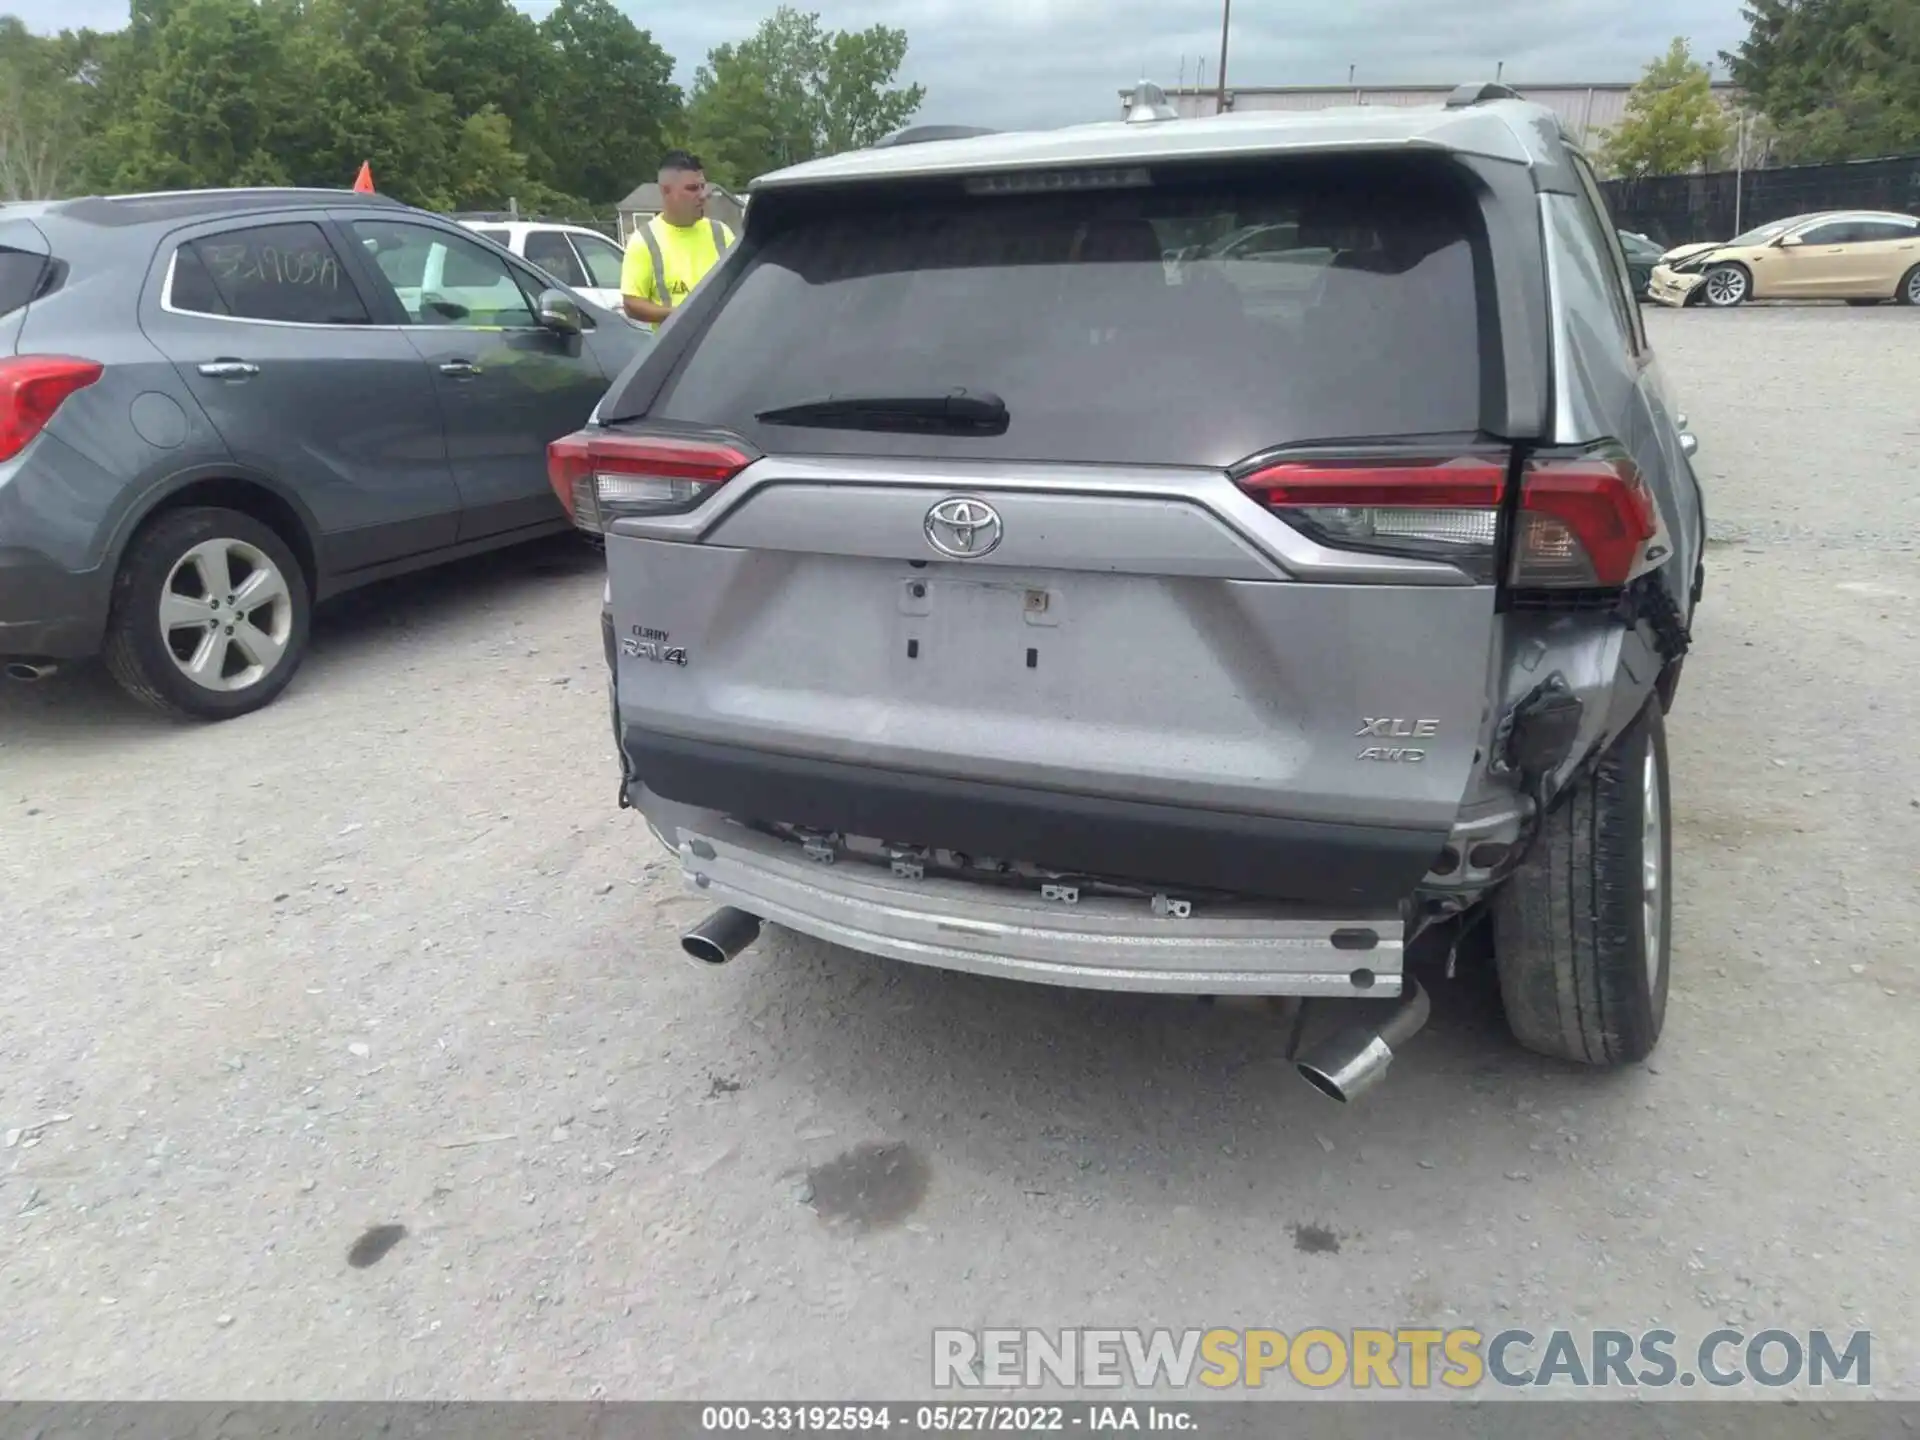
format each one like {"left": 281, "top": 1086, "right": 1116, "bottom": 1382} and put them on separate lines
{"left": 524, "top": 230, "right": 587, "bottom": 287}
{"left": 1848, "top": 219, "right": 1916, "bottom": 243}
{"left": 1566, "top": 151, "right": 1644, "bottom": 354}
{"left": 0, "top": 248, "right": 55, "bottom": 319}
{"left": 647, "top": 158, "right": 1489, "bottom": 467}
{"left": 572, "top": 231, "right": 627, "bottom": 288}
{"left": 170, "top": 222, "right": 371, "bottom": 325}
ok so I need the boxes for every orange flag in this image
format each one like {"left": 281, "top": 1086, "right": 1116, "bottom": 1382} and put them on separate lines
{"left": 352, "top": 161, "right": 375, "bottom": 194}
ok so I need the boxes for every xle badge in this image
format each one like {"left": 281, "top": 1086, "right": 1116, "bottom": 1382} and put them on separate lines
{"left": 1356, "top": 718, "right": 1440, "bottom": 739}
{"left": 623, "top": 624, "right": 687, "bottom": 667}
{"left": 1356, "top": 718, "right": 1436, "bottom": 764}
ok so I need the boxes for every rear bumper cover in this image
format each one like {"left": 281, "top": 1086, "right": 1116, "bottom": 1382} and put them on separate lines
{"left": 0, "top": 549, "right": 107, "bottom": 659}
{"left": 653, "top": 805, "right": 1404, "bottom": 997}
{"left": 623, "top": 729, "right": 1445, "bottom": 909}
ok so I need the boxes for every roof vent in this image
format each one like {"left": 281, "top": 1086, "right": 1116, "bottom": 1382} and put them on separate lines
{"left": 1445, "top": 81, "right": 1524, "bottom": 108}
{"left": 1125, "top": 81, "right": 1180, "bottom": 123}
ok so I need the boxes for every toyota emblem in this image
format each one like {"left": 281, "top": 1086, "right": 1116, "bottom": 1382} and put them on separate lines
{"left": 923, "top": 497, "right": 1003, "bottom": 559}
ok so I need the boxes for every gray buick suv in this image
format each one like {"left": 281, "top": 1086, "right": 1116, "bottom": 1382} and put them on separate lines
{"left": 555, "top": 83, "right": 1708, "bottom": 1099}
{"left": 0, "top": 187, "right": 644, "bottom": 719}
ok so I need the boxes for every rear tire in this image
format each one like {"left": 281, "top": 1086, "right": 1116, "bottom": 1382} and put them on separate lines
{"left": 1701, "top": 263, "right": 1750, "bottom": 308}
{"left": 1491, "top": 698, "right": 1671, "bottom": 1066}
{"left": 1898, "top": 264, "right": 1920, "bottom": 307}
{"left": 103, "top": 506, "right": 311, "bottom": 722}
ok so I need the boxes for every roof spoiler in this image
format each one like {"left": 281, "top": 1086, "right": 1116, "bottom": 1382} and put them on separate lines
{"left": 872, "top": 125, "right": 998, "bottom": 149}
{"left": 1445, "top": 81, "right": 1524, "bottom": 108}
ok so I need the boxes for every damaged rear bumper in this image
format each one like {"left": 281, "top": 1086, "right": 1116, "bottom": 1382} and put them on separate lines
{"left": 641, "top": 793, "right": 1404, "bottom": 997}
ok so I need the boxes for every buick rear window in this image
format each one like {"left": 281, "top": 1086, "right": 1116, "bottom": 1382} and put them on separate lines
{"left": 647, "top": 157, "right": 1488, "bottom": 468}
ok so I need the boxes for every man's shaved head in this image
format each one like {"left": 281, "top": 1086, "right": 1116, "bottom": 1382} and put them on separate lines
{"left": 658, "top": 149, "right": 708, "bottom": 227}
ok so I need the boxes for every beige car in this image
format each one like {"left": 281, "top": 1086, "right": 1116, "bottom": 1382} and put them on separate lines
{"left": 1647, "top": 209, "right": 1920, "bottom": 308}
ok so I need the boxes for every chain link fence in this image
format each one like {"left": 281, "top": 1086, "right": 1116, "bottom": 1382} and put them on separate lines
{"left": 1602, "top": 154, "right": 1920, "bottom": 248}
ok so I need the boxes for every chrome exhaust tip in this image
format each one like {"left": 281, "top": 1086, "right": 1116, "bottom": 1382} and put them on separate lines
{"left": 682, "top": 906, "right": 761, "bottom": 967}
{"left": 5, "top": 661, "right": 59, "bottom": 683}
{"left": 1294, "top": 979, "right": 1431, "bottom": 1103}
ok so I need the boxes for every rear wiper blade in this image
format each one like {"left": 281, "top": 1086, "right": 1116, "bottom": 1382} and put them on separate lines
{"left": 755, "top": 389, "right": 1008, "bottom": 434}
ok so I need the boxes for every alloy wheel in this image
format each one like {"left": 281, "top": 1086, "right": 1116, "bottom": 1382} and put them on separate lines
{"left": 1704, "top": 266, "right": 1747, "bottom": 307}
{"left": 159, "top": 538, "right": 295, "bottom": 692}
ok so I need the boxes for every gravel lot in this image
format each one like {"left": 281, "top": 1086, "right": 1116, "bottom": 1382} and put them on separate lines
{"left": 3, "top": 306, "right": 1918, "bottom": 1400}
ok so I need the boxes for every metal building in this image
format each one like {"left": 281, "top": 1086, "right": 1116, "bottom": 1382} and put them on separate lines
{"left": 1117, "top": 82, "right": 1742, "bottom": 152}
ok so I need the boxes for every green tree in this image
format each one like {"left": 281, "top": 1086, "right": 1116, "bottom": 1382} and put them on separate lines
{"left": 1599, "top": 38, "right": 1735, "bottom": 177}
{"left": 93, "top": 0, "right": 475, "bottom": 206}
{"left": 0, "top": 17, "right": 93, "bottom": 198}
{"left": 687, "top": 7, "right": 924, "bottom": 187}
{"left": 420, "top": 0, "right": 550, "bottom": 124}
{"left": 9, "top": 0, "right": 621, "bottom": 209}
{"left": 90, "top": 0, "right": 300, "bottom": 193}
{"left": 443, "top": 103, "right": 577, "bottom": 212}
{"left": 447, "top": 105, "right": 528, "bottom": 210}
{"left": 419, "top": 0, "right": 558, "bottom": 177}
{"left": 273, "top": 0, "right": 458, "bottom": 206}
{"left": 1724, "top": 0, "right": 1920, "bottom": 161}
{"left": 536, "top": 0, "right": 680, "bottom": 205}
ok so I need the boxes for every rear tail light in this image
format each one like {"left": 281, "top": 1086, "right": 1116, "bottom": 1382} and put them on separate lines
{"left": 1237, "top": 455, "right": 1508, "bottom": 580}
{"left": 546, "top": 432, "right": 752, "bottom": 534}
{"left": 1511, "top": 448, "right": 1662, "bottom": 588}
{"left": 1235, "top": 442, "right": 1662, "bottom": 589}
{"left": 0, "top": 355, "right": 104, "bottom": 461}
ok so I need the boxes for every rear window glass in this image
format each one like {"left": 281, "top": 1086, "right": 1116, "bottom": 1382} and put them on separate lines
{"left": 0, "top": 248, "right": 52, "bottom": 319}
{"left": 647, "top": 158, "right": 1488, "bottom": 467}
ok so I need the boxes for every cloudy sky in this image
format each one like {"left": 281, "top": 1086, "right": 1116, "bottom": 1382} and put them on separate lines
{"left": 6, "top": 0, "right": 1750, "bottom": 131}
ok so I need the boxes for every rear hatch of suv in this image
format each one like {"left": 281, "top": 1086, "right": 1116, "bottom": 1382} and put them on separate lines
{"left": 585, "top": 152, "right": 1519, "bottom": 908}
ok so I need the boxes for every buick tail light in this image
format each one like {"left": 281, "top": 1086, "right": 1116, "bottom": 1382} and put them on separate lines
{"left": 1236, "top": 443, "right": 1661, "bottom": 588}
{"left": 0, "top": 356, "right": 104, "bottom": 462}
{"left": 546, "top": 432, "right": 753, "bottom": 534}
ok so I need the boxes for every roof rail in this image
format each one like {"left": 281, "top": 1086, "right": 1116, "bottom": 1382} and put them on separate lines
{"left": 1125, "top": 81, "right": 1180, "bottom": 123}
{"left": 1445, "top": 81, "right": 1524, "bottom": 108}
{"left": 872, "top": 124, "right": 998, "bottom": 149}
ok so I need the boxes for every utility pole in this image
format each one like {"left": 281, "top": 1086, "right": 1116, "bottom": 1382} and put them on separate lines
{"left": 1733, "top": 111, "right": 1750, "bottom": 235}
{"left": 1215, "top": 0, "right": 1231, "bottom": 115}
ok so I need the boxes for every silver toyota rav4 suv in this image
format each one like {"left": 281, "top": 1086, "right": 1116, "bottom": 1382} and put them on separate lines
{"left": 553, "top": 83, "right": 1707, "bottom": 1101}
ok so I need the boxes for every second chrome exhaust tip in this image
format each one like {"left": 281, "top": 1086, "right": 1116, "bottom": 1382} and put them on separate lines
{"left": 682, "top": 906, "right": 762, "bottom": 967}
{"left": 1294, "top": 979, "right": 1432, "bottom": 1104}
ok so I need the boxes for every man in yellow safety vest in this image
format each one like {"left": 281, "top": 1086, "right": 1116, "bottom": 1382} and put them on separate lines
{"left": 620, "top": 150, "right": 735, "bottom": 329}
